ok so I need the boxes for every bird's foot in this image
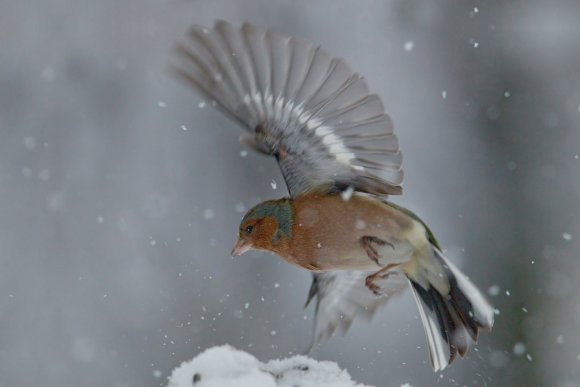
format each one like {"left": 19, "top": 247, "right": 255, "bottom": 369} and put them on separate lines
{"left": 365, "top": 263, "right": 399, "bottom": 295}
{"left": 360, "top": 236, "right": 394, "bottom": 266}
{"left": 365, "top": 276, "right": 384, "bottom": 295}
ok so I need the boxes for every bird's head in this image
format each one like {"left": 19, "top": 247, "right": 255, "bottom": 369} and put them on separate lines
{"left": 231, "top": 199, "right": 293, "bottom": 256}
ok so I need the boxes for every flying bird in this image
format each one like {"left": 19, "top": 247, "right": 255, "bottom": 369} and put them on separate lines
{"left": 170, "top": 20, "right": 494, "bottom": 372}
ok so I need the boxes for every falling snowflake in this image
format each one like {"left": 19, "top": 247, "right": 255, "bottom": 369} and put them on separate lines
{"left": 355, "top": 219, "right": 367, "bottom": 230}
{"left": 234, "top": 203, "right": 246, "bottom": 213}
{"left": 341, "top": 186, "right": 354, "bottom": 201}
{"left": 23, "top": 136, "right": 37, "bottom": 150}
{"left": 513, "top": 342, "right": 526, "bottom": 356}
{"left": 487, "top": 285, "right": 500, "bottom": 296}
{"left": 203, "top": 208, "right": 215, "bottom": 220}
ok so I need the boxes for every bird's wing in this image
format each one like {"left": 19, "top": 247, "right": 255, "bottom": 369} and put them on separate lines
{"left": 170, "top": 20, "right": 403, "bottom": 196}
{"left": 304, "top": 271, "right": 408, "bottom": 350}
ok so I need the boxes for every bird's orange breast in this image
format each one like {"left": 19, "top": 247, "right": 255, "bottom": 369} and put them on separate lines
{"left": 283, "top": 193, "right": 417, "bottom": 271}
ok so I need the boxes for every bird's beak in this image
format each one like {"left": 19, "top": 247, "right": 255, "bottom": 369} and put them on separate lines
{"left": 231, "top": 239, "right": 252, "bottom": 256}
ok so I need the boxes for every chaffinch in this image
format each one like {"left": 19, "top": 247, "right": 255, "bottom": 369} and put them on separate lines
{"left": 171, "top": 21, "right": 494, "bottom": 372}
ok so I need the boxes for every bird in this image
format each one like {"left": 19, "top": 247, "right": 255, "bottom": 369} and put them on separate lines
{"left": 170, "top": 20, "right": 494, "bottom": 372}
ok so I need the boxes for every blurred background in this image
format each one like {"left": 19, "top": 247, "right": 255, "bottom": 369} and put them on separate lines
{"left": 1, "top": 0, "right": 579, "bottom": 386}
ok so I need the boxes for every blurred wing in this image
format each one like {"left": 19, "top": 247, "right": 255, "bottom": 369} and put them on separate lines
{"left": 171, "top": 20, "right": 403, "bottom": 196}
{"left": 304, "top": 271, "right": 408, "bottom": 349}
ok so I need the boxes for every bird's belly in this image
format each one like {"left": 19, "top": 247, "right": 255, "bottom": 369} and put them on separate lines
{"left": 291, "top": 194, "right": 423, "bottom": 272}
{"left": 306, "top": 230, "right": 415, "bottom": 271}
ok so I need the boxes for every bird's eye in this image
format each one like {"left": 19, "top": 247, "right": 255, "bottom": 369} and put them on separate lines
{"left": 245, "top": 225, "right": 254, "bottom": 234}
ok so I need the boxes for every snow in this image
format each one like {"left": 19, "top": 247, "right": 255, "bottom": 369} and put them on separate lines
{"left": 526, "top": 353, "right": 533, "bottom": 361}
{"left": 355, "top": 219, "right": 367, "bottom": 230}
{"left": 203, "top": 208, "right": 215, "bottom": 220}
{"left": 23, "top": 136, "right": 37, "bottom": 150}
{"left": 22, "top": 167, "right": 32, "bottom": 177}
{"left": 340, "top": 186, "right": 354, "bottom": 201}
{"left": 513, "top": 342, "right": 526, "bottom": 356}
{"left": 166, "top": 345, "right": 372, "bottom": 387}
{"left": 38, "top": 169, "right": 50, "bottom": 181}
{"left": 487, "top": 284, "right": 500, "bottom": 296}
{"left": 489, "top": 350, "right": 509, "bottom": 368}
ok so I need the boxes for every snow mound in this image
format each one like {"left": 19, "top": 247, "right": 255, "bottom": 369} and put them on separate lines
{"left": 166, "top": 345, "right": 372, "bottom": 387}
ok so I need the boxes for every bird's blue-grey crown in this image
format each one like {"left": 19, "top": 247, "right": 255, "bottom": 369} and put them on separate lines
{"left": 240, "top": 200, "right": 293, "bottom": 243}
{"left": 170, "top": 20, "right": 403, "bottom": 196}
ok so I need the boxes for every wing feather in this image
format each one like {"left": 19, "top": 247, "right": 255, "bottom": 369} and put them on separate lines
{"left": 170, "top": 20, "right": 403, "bottom": 196}
{"left": 305, "top": 271, "right": 407, "bottom": 350}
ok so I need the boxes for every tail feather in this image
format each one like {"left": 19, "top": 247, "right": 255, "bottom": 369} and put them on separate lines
{"left": 408, "top": 247, "right": 494, "bottom": 371}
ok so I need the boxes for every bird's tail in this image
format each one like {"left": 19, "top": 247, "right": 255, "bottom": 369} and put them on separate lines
{"left": 406, "top": 247, "right": 494, "bottom": 371}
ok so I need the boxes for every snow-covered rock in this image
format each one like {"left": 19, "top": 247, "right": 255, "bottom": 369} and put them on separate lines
{"left": 166, "top": 345, "right": 372, "bottom": 387}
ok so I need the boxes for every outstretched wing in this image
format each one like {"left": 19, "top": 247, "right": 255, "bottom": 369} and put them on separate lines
{"left": 170, "top": 20, "right": 403, "bottom": 196}
{"left": 304, "top": 271, "right": 407, "bottom": 350}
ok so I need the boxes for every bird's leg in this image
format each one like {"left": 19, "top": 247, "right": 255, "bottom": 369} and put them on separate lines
{"left": 365, "top": 263, "right": 400, "bottom": 295}
{"left": 360, "top": 236, "right": 394, "bottom": 266}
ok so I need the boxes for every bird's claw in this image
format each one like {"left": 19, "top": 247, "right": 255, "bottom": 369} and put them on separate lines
{"left": 361, "top": 236, "right": 392, "bottom": 266}
{"left": 365, "top": 263, "right": 399, "bottom": 295}
{"left": 365, "top": 275, "right": 385, "bottom": 296}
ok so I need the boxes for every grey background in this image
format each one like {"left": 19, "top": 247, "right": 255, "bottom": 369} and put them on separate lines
{"left": 1, "top": 0, "right": 579, "bottom": 386}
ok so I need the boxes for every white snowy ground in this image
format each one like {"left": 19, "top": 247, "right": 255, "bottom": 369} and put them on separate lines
{"left": 166, "top": 345, "right": 372, "bottom": 387}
